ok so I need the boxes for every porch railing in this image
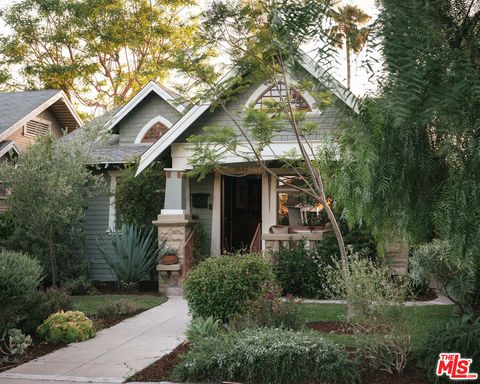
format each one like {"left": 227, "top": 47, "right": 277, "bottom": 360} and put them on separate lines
{"left": 183, "top": 223, "right": 198, "bottom": 276}
{"left": 249, "top": 222, "right": 262, "bottom": 253}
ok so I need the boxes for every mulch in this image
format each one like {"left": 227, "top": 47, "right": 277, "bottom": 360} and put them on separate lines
{"left": 127, "top": 342, "right": 190, "bottom": 382}
{"left": 361, "top": 367, "right": 430, "bottom": 384}
{"left": 306, "top": 320, "right": 355, "bottom": 335}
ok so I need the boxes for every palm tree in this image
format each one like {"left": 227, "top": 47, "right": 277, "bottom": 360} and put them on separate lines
{"left": 329, "top": 5, "right": 371, "bottom": 89}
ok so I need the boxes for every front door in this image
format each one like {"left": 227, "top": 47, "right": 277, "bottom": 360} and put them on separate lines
{"left": 222, "top": 175, "right": 262, "bottom": 252}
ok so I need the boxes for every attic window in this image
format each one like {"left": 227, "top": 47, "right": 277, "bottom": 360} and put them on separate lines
{"left": 255, "top": 82, "right": 311, "bottom": 111}
{"left": 141, "top": 122, "right": 168, "bottom": 143}
{"left": 23, "top": 118, "right": 51, "bottom": 138}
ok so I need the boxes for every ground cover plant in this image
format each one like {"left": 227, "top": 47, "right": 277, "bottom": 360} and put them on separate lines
{"left": 183, "top": 254, "right": 276, "bottom": 321}
{"left": 173, "top": 328, "right": 360, "bottom": 384}
{"left": 37, "top": 311, "right": 96, "bottom": 343}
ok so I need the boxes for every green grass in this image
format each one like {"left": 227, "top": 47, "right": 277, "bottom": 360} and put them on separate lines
{"left": 300, "top": 303, "right": 456, "bottom": 350}
{"left": 72, "top": 294, "right": 167, "bottom": 317}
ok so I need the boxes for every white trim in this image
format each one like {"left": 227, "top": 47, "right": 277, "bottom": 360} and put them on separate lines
{"left": 261, "top": 172, "right": 278, "bottom": 251}
{"left": 210, "top": 172, "right": 222, "bottom": 256}
{"left": 160, "top": 209, "right": 187, "bottom": 215}
{"left": 134, "top": 115, "right": 173, "bottom": 144}
{"left": 0, "top": 91, "right": 83, "bottom": 143}
{"left": 0, "top": 141, "right": 21, "bottom": 158}
{"left": 107, "top": 170, "right": 122, "bottom": 231}
{"left": 245, "top": 80, "right": 321, "bottom": 115}
{"left": 107, "top": 81, "right": 185, "bottom": 132}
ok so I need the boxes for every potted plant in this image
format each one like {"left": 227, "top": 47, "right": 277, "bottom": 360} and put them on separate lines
{"left": 160, "top": 247, "right": 178, "bottom": 265}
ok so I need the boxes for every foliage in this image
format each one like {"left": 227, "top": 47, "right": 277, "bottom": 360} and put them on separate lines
{"left": 191, "top": 224, "right": 209, "bottom": 267}
{"left": 183, "top": 254, "right": 276, "bottom": 322}
{"left": 0, "top": 329, "right": 32, "bottom": 364}
{"left": 414, "top": 315, "right": 480, "bottom": 382}
{"left": 96, "top": 299, "right": 140, "bottom": 318}
{"left": 230, "top": 283, "right": 304, "bottom": 331}
{"left": 0, "top": 212, "right": 14, "bottom": 247}
{"left": 173, "top": 328, "right": 360, "bottom": 384}
{"left": 330, "top": 252, "right": 411, "bottom": 373}
{"left": 0, "top": 0, "right": 207, "bottom": 111}
{"left": 115, "top": 162, "right": 165, "bottom": 230}
{"left": 185, "top": 316, "right": 223, "bottom": 345}
{"left": 97, "top": 224, "right": 160, "bottom": 287}
{"left": 37, "top": 311, "right": 95, "bottom": 343}
{"left": 332, "top": 0, "right": 480, "bottom": 315}
{"left": 0, "top": 134, "right": 106, "bottom": 286}
{"left": 62, "top": 276, "right": 97, "bottom": 296}
{"left": 0, "top": 250, "right": 43, "bottom": 334}
{"left": 410, "top": 240, "right": 475, "bottom": 315}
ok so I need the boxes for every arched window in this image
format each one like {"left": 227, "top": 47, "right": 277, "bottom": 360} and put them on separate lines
{"left": 254, "top": 82, "right": 312, "bottom": 111}
{"left": 140, "top": 122, "right": 168, "bottom": 143}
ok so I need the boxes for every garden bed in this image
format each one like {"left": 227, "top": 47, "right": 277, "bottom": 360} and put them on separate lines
{"left": 0, "top": 294, "right": 167, "bottom": 373}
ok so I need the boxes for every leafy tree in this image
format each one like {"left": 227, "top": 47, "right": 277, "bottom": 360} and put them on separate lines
{"left": 0, "top": 132, "right": 107, "bottom": 286}
{"left": 328, "top": 5, "right": 371, "bottom": 89}
{"left": 0, "top": 0, "right": 205, "bottom": 111}
{"left": 181, "top": 0, "right": 357, "bottom": 313}
{"left": 115, "top": 161, "right": 165, "bottom": 230}
{"left": 332, "top": 0, "right": 480, "bottom": 314}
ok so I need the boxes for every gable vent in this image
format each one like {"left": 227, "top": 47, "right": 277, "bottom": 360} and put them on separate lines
{"left": 24, "top": 118, "right": 51, "bottom": 138}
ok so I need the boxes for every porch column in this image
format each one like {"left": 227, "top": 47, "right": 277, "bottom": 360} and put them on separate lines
{"left": 154, "top": 168, "right": 192, "bottom": 295}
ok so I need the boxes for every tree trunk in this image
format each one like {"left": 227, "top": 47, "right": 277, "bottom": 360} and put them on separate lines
{"left": 346, "top": 40, "right": 351, "bottom": 89}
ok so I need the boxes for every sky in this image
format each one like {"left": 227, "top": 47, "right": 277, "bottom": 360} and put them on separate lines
{"left": 0, "top": 0, "right": 380, "bottom": 104}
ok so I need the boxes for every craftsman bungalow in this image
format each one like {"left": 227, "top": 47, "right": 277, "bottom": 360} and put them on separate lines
{"left": 83, "top": 51, "right": 360, "bottom": 288}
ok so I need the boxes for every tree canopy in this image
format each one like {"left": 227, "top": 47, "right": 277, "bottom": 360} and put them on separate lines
{"left": 0, "top": 0, "right": 206, "bottom": 112}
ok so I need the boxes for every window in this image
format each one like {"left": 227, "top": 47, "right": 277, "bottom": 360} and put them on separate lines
{"left": 141, "top": 122, "right": 168, "bottom": 143}
{"left": 23, "top": 118, "right": 51, "bottom": 138}
{"left": 255, "top": 82, "right": 311, "bottom": 111}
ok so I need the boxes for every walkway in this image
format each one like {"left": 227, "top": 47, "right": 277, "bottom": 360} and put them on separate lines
{"left": 0, "top": 296, "right": 189, "bottom": 384}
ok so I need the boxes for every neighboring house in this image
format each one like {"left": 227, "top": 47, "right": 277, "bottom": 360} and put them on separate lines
{"left": 82, "top": 52, "right": 358, "bottom": 286}
{"left": 0, "top": 89, "right": 82, "bottom": 211}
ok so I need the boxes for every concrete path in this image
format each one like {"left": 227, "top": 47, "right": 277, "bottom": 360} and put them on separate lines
{"left": 0, "top": 296, "right": 189, "bottom": 384}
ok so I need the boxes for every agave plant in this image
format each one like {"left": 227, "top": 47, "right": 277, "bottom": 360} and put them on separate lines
{"left": 98, "top": 224, "right": 163, "bottom": 287}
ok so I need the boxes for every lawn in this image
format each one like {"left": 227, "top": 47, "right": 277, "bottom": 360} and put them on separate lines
{"left": 72, "top": 294, "right": 167, "bottom": 317}
{"left": 300, "top": 303, "right": 456, "bottom": 350}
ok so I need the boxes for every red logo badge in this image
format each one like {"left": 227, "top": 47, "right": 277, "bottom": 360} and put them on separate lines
{"left": 436, "top": 353, "right": 478, "bottom": 380}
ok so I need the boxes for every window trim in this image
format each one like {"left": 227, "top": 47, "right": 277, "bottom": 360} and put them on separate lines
{"left": 134, "top": 116, "right": 173, "bottom": 144}
{"left": 107, "top": 170, "right": 122, "bottom": 232}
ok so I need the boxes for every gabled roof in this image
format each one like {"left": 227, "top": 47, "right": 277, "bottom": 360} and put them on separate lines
{"left": 0, "top": 140, "right": 21, "bottom": 158}
{"left": 136, "top": 52, "right": 359, "bottom": 175}
{"left": 106, "top": 81, "right": 186, "bottom": 131}
{"left": 0, "top": 89, "right": 82, "bottom": 141}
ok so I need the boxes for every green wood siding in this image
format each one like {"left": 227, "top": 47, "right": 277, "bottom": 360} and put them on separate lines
{"left": 118, "top": 93, "right": 182, "bottom": 145}
{"left": 189, "top": 174, "right": 214, "bottom": 248}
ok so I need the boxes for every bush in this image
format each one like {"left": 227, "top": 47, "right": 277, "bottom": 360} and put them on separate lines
{"left": 0, "top": 250, "right": 43, "bottom": 333}
{"left": 18, "top": 288, "right": 73, "bottom": 335}
{"left": 230, "top": 283, "right": 304, "bottom": 331}
{"left": 0, "top": 329, "right": 32, "bottom": 363}
{"left": 62, "top": 276, "right": 96, "bottom": 296}
{"left": 414, "top": 316, "right": 480, "bottom": 383}
{"left": 173, "top": 328, "right": 360, "bottom": 384}
{"left": 185, "top": 316, "right": 223, "bottom": 344}
{"left": 96, "top": 299, "right": 140, "bottom": 318}
{"left": 98, "top": 224, "right": 161, "bottom": 288}
{"left": 184, "top": 254, "right": 276, "bottom": 322}
{"left": 37, "top": 311, "right": 95, "bottom": 343}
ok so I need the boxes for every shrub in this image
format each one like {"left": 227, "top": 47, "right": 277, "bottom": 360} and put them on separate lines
{"left": 0, "top": 329, "right": 32, "bottom": 363}
{"left": 173, "top": 328, "right": 360, "bottom": 384}
{"left": 414, "top": 316, "right": 480, "bottom": 382}
{"left": 0, "top": 250, "right": 43, "bottom": 333}
{"left": 230, "top": 283, "right": 304, "bottom": 331}
{"left": 185, "top": 316, "right": 223, "bottom": 344}
{"left": 18, "top": 288, "right": 73, "bottom": 335}
{"left": 274, "top": 240, "right": 337, "bottom": 299}
{"left": 98, "top": 224, "right": 161, "bottom": 288}
{"left": 37, "top": 311, "right": 95, "bottom": 343}
{"left": 62, "top": 276, "right": 96, "bottom": 296}
{"left": 183, "top": 254, "right": 276, "bottom": 321}
{"left": 97, "top": 299, "right": 140, "bottom": 318}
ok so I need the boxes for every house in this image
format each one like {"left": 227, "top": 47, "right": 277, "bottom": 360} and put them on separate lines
{"left": 0, "top": 89, "right": 82, "bottom": 211}
{"left": 82, "top": 51, "right": 358, "bottom": 289}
